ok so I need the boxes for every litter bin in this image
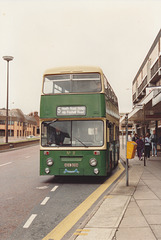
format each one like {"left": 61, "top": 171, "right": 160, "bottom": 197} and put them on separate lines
{"left": 127, "top": 141, "right": 137, "bottom": 159}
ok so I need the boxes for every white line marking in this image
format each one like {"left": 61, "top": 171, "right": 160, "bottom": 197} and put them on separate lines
{"left": 23, "top": 214, "right": 37, "bottom": 228}
{"left": 41, "top": 197, "right": 50, "bottom": 205}
{"left": 51, "top": 186, "right": 58, "bottom": 192}
{"left": 25, "top": 156, "right": 31, "bottom": 159}
{"left": 0, "top": 162, "right": 12, "bottom": 167}
{"left": 36, "top": 186, "right": 49, "bottom": 190}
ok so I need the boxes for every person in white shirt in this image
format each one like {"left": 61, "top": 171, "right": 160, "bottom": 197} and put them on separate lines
{"left": 150, "top": 130, "right": 157, "bottom": 156}
{"left": 145, "top": 133, "right": 151, "bottom": 158}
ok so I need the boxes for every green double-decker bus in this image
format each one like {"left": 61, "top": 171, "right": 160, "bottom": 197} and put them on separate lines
{"left": 40, "top": 66, "right": 119, "bottom": 176}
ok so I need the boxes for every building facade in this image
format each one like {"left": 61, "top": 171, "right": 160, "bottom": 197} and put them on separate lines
{"left": 132, "top": 29, "right": 161, "bottom": 106}
{"left": 120, "top": 29, "right": 161, "bottom": 139}
{"left": 0, "top": 108, "right": 39, "bottom": 138}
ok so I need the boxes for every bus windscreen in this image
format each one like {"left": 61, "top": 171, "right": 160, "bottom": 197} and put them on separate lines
{"left": 41, "top": 120, "right": 103, "bottom": 147}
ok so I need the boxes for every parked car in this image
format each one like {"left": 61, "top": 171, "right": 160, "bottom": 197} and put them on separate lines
{"left": 26, "top": 135, "right": 35, "bottom": 139}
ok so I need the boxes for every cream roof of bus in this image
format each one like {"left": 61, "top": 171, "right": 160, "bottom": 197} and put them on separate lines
{"left": 43, "top": 66, "right": 103, "bottom": 75}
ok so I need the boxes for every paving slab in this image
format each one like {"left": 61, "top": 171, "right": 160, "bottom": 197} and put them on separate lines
{"left": 115, "top": 227, "right": 156, "bottom": 240}
{"left": 119, "top": 200, "right": 148, "bottom": 228}
{"left": 74, "top": 228, "right": 115, "bottom": 240}
{"left": 111, "top": 179, "right": 136, "bottom": 196}
{"left": 145, "top": 215, "right": 161, "bottom": 224}
{"left": 137, "top": 179, "right": 146, "bottom": 186}
{"left": 86, "top": 195, "right": 130, "bottom": 228}
{"left": 134, "top": 185, "right": 158, "bottom": 200}
{"left": 152, "top": 190, "right": 161, "bottom": 199}
{"left": 143, "top": 179, "right": 161, "bottom": 187}
{"left": 151, "top": 225, "right": 161, "bottom": 239}
{"left": 136, "top": 199, "right": 161, "bottom": 215}
{"left": 141, "top": 173, "right": 157, "bottom": 180}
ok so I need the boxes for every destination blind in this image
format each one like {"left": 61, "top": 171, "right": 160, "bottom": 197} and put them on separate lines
{"left": 57, "top": 106, "right": 86, "bottom": 116}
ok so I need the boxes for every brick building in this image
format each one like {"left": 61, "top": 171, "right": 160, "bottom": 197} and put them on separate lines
{"left": 0, "top": 108, "right": 39, "bottom": 138}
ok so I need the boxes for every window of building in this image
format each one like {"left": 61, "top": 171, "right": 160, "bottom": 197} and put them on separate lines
{"left": 0, "top": 130, "right": 5, "bottom": 136}
{"left": 0, "top": 120, "right": 5, "bottom": 125}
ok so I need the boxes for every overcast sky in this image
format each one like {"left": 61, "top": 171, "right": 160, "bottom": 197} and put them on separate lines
{"left": 0, "top": 0, "right": 161, "bottom": 114}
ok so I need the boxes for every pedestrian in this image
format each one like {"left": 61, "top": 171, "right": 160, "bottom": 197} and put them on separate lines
{"left": 150, "top": 130, "right": 157, "bottom": 156}
{"left": 128, "top": 133, "right": 132, "bottom": 141}
{"left": 158, "top": 136, "right": 161, "bottom": 149}
{"left": 145, "top": 133, "right": 151, "bottom": 158}
{"left": 132, "top": 133, "right": 138, "bottom": 142}
{"left": 136, "top": 136, "right": 144, "bottom": 160}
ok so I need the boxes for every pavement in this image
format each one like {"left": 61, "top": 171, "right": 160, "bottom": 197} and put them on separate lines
{"left": 70, "top": 148, "right": 161, "bottom": 240}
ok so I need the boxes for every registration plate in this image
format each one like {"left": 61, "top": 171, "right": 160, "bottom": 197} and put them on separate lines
{"left": 64, "top": 163, "right": 79, "bottom": 167}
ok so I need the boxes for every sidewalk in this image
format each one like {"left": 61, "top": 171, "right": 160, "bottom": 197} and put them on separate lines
{"left": 71, "top": 151, "right": 161, "bottom": 240}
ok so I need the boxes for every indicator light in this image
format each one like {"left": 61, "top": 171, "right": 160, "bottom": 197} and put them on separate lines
{"left": 94, "top": 151, "right": 100, "bottom": 155}
{"left": 44, "top": 151, "right": 50, "bottom": 155}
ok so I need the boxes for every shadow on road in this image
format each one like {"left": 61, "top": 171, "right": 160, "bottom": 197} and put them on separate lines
{"left": 43, "top": 175, "right": 109, "bottom": 184}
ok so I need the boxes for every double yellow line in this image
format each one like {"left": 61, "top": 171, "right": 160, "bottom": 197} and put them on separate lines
{"left": 43, "top": 162, "right": 124, "bottom": 240}
{"left": 74, "top": 229, "right": 90, "bottom": 236}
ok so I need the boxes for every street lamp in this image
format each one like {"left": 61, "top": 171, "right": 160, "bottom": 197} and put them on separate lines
{"left": 125, "top": 113, "right": 129, "bottom": 186}
{"left": 10, "top": 101, "right": 14, "bottom": 137}
{"left": 3, "top": 56, "right": 14, "bottom": 143}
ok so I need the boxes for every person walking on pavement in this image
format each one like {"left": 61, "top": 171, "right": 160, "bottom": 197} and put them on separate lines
{"left": 145, "top": 133, "right": 151, "bottom": 158}
{"left": 150, "top": 130, "right": 157, "bottom": 156}
{"left": 132, "top": 133, "right": 138, "bottom": 142}
{"left": 136, "top": 136, "right": 144, "bottom": 160}
{"left": 158, "top": 136, "right": 161, "bottom": 149}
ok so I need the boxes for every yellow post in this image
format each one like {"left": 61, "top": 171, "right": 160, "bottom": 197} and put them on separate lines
{"left": 126, "top": 141, "right": 137, "bottom": 159}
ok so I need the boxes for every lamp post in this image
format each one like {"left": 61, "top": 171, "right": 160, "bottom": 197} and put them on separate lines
{"left": 3, "top": 56, "right": 14, "bottom": 143}
{"left": 125, "top": 113, "right": 129, "bottom": 186}
{"left": 10, "top": 101, "right": 14, "bottom": 138}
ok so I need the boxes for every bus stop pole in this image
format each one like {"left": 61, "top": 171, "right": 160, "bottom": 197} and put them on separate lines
{"left": 125, "top": 113, "right": 129, "bottom": 186}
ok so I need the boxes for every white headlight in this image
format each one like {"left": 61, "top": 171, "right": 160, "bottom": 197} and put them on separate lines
{"left": 94, "top": 168, "right": 99, "bottom": 175}
{"left": 46, "top": 158, "right": 54, "bottom": 166}
{"left": 89, "top": 158, "right": 97, "bottom": 167}
{"left": 45, "top": 168, "right": 50, "bottom": 174}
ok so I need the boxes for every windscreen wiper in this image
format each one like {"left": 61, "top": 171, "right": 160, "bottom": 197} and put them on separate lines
{"left": 73, "top": 136, "right": 88, "bottom": 147}
{"left": 45, "top": 119, "right": 57, "bottom": 125}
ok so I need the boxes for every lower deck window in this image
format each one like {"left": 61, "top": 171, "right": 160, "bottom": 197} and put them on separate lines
{"left": 41, "top": 120, "right": 103, "bottom": 147}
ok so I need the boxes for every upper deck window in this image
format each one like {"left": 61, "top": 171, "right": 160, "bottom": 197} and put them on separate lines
{"left": 43, "top": 73, "right": 101, "bottom": 94}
